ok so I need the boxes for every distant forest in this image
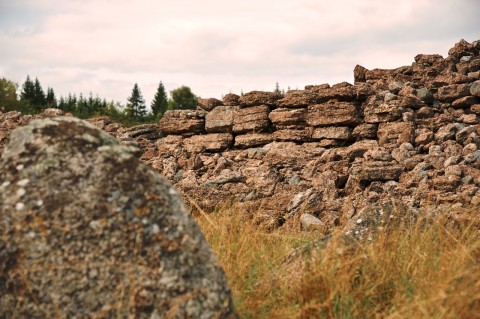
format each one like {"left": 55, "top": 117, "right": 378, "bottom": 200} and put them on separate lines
{"left": 0, "top": 76, "right": 198, "bottom": 126}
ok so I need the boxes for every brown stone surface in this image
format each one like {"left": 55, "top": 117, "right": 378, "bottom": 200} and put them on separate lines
{"left": 198, "top": 97, "right": 223, "bottom": 111}
{"left": 355, "top": 83, "right": 375, "bottom": 100}
{"left": 315, "top": 139, "right": 348, "bottom": 148}
{"left": 158, "top": 109, "right": 206, "bottom": 135}
{"left": 269, "top": 108, "right": 307, "bottom": 129}
{"left": 350, "top": 160, "right": 403, "bottom": 182}
{"left": 122, "top": 124, "right": 162, "bottom": 141}
{"left": 341, "top": 140, "right": 379, "bottom": 161}
{"left": 183, "top": 133, "right": 233, "bottom": 153}
{"left": 239, "top": 91, "right": 281, "bottom": 107}
{"left": 364, "top": 97, "right": 404, "bottom": 123}
{"left": 234, "top": 133, "right": 273, "bottom": 148}
{"left": 354, "top": 64, "right": 368, "bottom": 82}
{"left": 436, "top": 84, "right": 471, "bottom": 102}
{"left": 233, "top": 105, "right": 270, "bottom": 134}
{"left": 434, "top": 123, "right": 461, "bottom": 143}
{"left": 365, "top": 68, "right": 394, "bottom": 82}
{"left": 311, "top": 127, "right": 352, "bottom": 140}
{"left": 352, "top": 123, "right": 377, "bottom": 140}
{"left": 307, "top": 101, "right": 360, "bottom": 127}
{"left": 471, "top": 104, "right": 480, "bottom": 114}
{"left": 377, "top": 122, "right": 415, "bottom": 147}
{"left": 277, "top": 90, "right": 321, "bottom": 108}
{"left": 205, "top": 105, "right": 238, "bottom": 133}
{"left": 471, "top": 80, "right": 480, "bottom": 97}
{"left": 156, "top": 135, "right": 184, "bottom": 157}
{"left": 415, "top": 131, "right": 434, "bottom": 146}
{"left": 273, "top": 129, "right": 311, "bottom": 142}
{"left": 448, "top": 39, "right": 478, "bottom": 59}
{"left": 223, "top": 93, "right": 240, "bottom": 106}
{"left": 305, "top": 82, "right": 356, "bottom": 101}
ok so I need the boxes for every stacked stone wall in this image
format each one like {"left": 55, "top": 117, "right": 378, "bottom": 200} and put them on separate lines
{"left": 1, "top": 39, "right": 480, "bottom": 231}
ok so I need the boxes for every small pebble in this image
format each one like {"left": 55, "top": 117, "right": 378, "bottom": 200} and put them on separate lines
{"left": 1, "top": 181, "right": 11, "bottom": 188}
{"left": 36, "top": 199, "right": 44, "bottom": 206}
{"left": 89, "top": 220, "right": 100, "bottom": 230}
{"left": 356, "top": 218, "right": 363, "bottom": 224}
{"left": 152, "top": 224, "right": 160, "bottom": 234}
{"left": 15, "top": 202, "right": 25, "bottom": 211}
{"left": 17, "top": 178, "right": 30, "bottom": 187}
{"left": 88, "top": 269, "right": 98, "bottom": 278}
{"left": 17, "top": 188, "right": 26, "bottom": 197}
{"left": 16, "top": 164, "right": 24, "bottom": 171}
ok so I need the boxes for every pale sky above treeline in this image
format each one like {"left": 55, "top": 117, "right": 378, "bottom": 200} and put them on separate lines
{"left": 1, "top": 0, "right": 479, "bottom": 105}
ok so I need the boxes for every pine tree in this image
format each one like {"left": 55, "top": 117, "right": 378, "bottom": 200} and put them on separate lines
{"left": 76, "top": 93, "right": 89, "bottom": 118}
{"left": 46, "top": 87, "right": 57, "bottom": 108}
{"left": 32, "top": 78, "right": 46, "bottom": 112}
{"left": 66, "top": 93, "right": 77, "bottom": 113}
{"left": 151, "top": 81, "right": 168, "bottom": 117}
{"left": 58, "top": 96, "right": 66, "bottom": 111}
{"left": 20, "top": 75, "right": 35, "bottom": 103}
{"left": 274, "top": 82, "right": 282, "bottom": 95}
{"left": 126, "top": 83, "right": 147, "bottom": 118}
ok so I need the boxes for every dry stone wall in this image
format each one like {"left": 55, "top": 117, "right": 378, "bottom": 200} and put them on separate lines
{"left": 151, "top": 39, "right": 480, "bottom": 230}
{"left": 1, "top": 39, "right": 479, "bottom": 232}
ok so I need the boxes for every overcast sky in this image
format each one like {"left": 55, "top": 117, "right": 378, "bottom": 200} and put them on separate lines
{"left": 1, "top": 0, "right": 479, "bottom": 107}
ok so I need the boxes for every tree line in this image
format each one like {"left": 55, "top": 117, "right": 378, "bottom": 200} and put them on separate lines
{"left": 0, "top": 76, "right": 198, "bottom": 126}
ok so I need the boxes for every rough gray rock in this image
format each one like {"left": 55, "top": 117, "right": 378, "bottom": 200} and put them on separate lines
{"left": 300, "top": 213, "right": 326, "bottom": 232}
{"left": 0, "top": 117, "right": 235, "bottom": 319}
{"left": 416, "top": 87, "right": 434, "bottom": 102}
{"left": 343, "top": 200, "right": 419, "bottom": 241}
{"left": 471, "top": 80, "right": 480, "bottom": 97}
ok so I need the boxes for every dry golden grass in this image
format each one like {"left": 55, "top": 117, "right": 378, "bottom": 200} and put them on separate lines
{"left": 193, "top": 206, "right": 480, "bottom": 319}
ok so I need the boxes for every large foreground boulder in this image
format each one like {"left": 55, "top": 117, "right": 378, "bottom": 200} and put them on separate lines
{"left": 0, "top": 117, "right": 235, "bottom": 318}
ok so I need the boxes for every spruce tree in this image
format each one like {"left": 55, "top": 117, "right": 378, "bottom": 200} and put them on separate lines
{"left": 20, "top": 75, "right": 35, "bottom": 103}
{"left": 33, "top": 78, "right": 46, "bottom": 112}
{"left": 126, "top": 83, "right": 147, "bottom": 118}
{"left": 274, "top": 82, "right": 283, "bottom": 96}
{"left": 46, "top": 87, "right": 57, "bottom": 108}
{"left": 58, "top": 96, "right": 66, "bottom": 111}
{"left": 151, "top": 81, "right": 168, "bottom": 117}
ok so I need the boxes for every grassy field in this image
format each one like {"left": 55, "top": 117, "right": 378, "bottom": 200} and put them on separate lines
{"left": 193, "top": 206, "right": 480, "bottom": 319}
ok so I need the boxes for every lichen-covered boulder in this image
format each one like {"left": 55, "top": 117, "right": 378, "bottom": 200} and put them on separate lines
{"left": 343, "top": 200, "right": 419, "bottom": 241}
{"left": 0, "top": 117, "right": 235, "bottom": 319}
